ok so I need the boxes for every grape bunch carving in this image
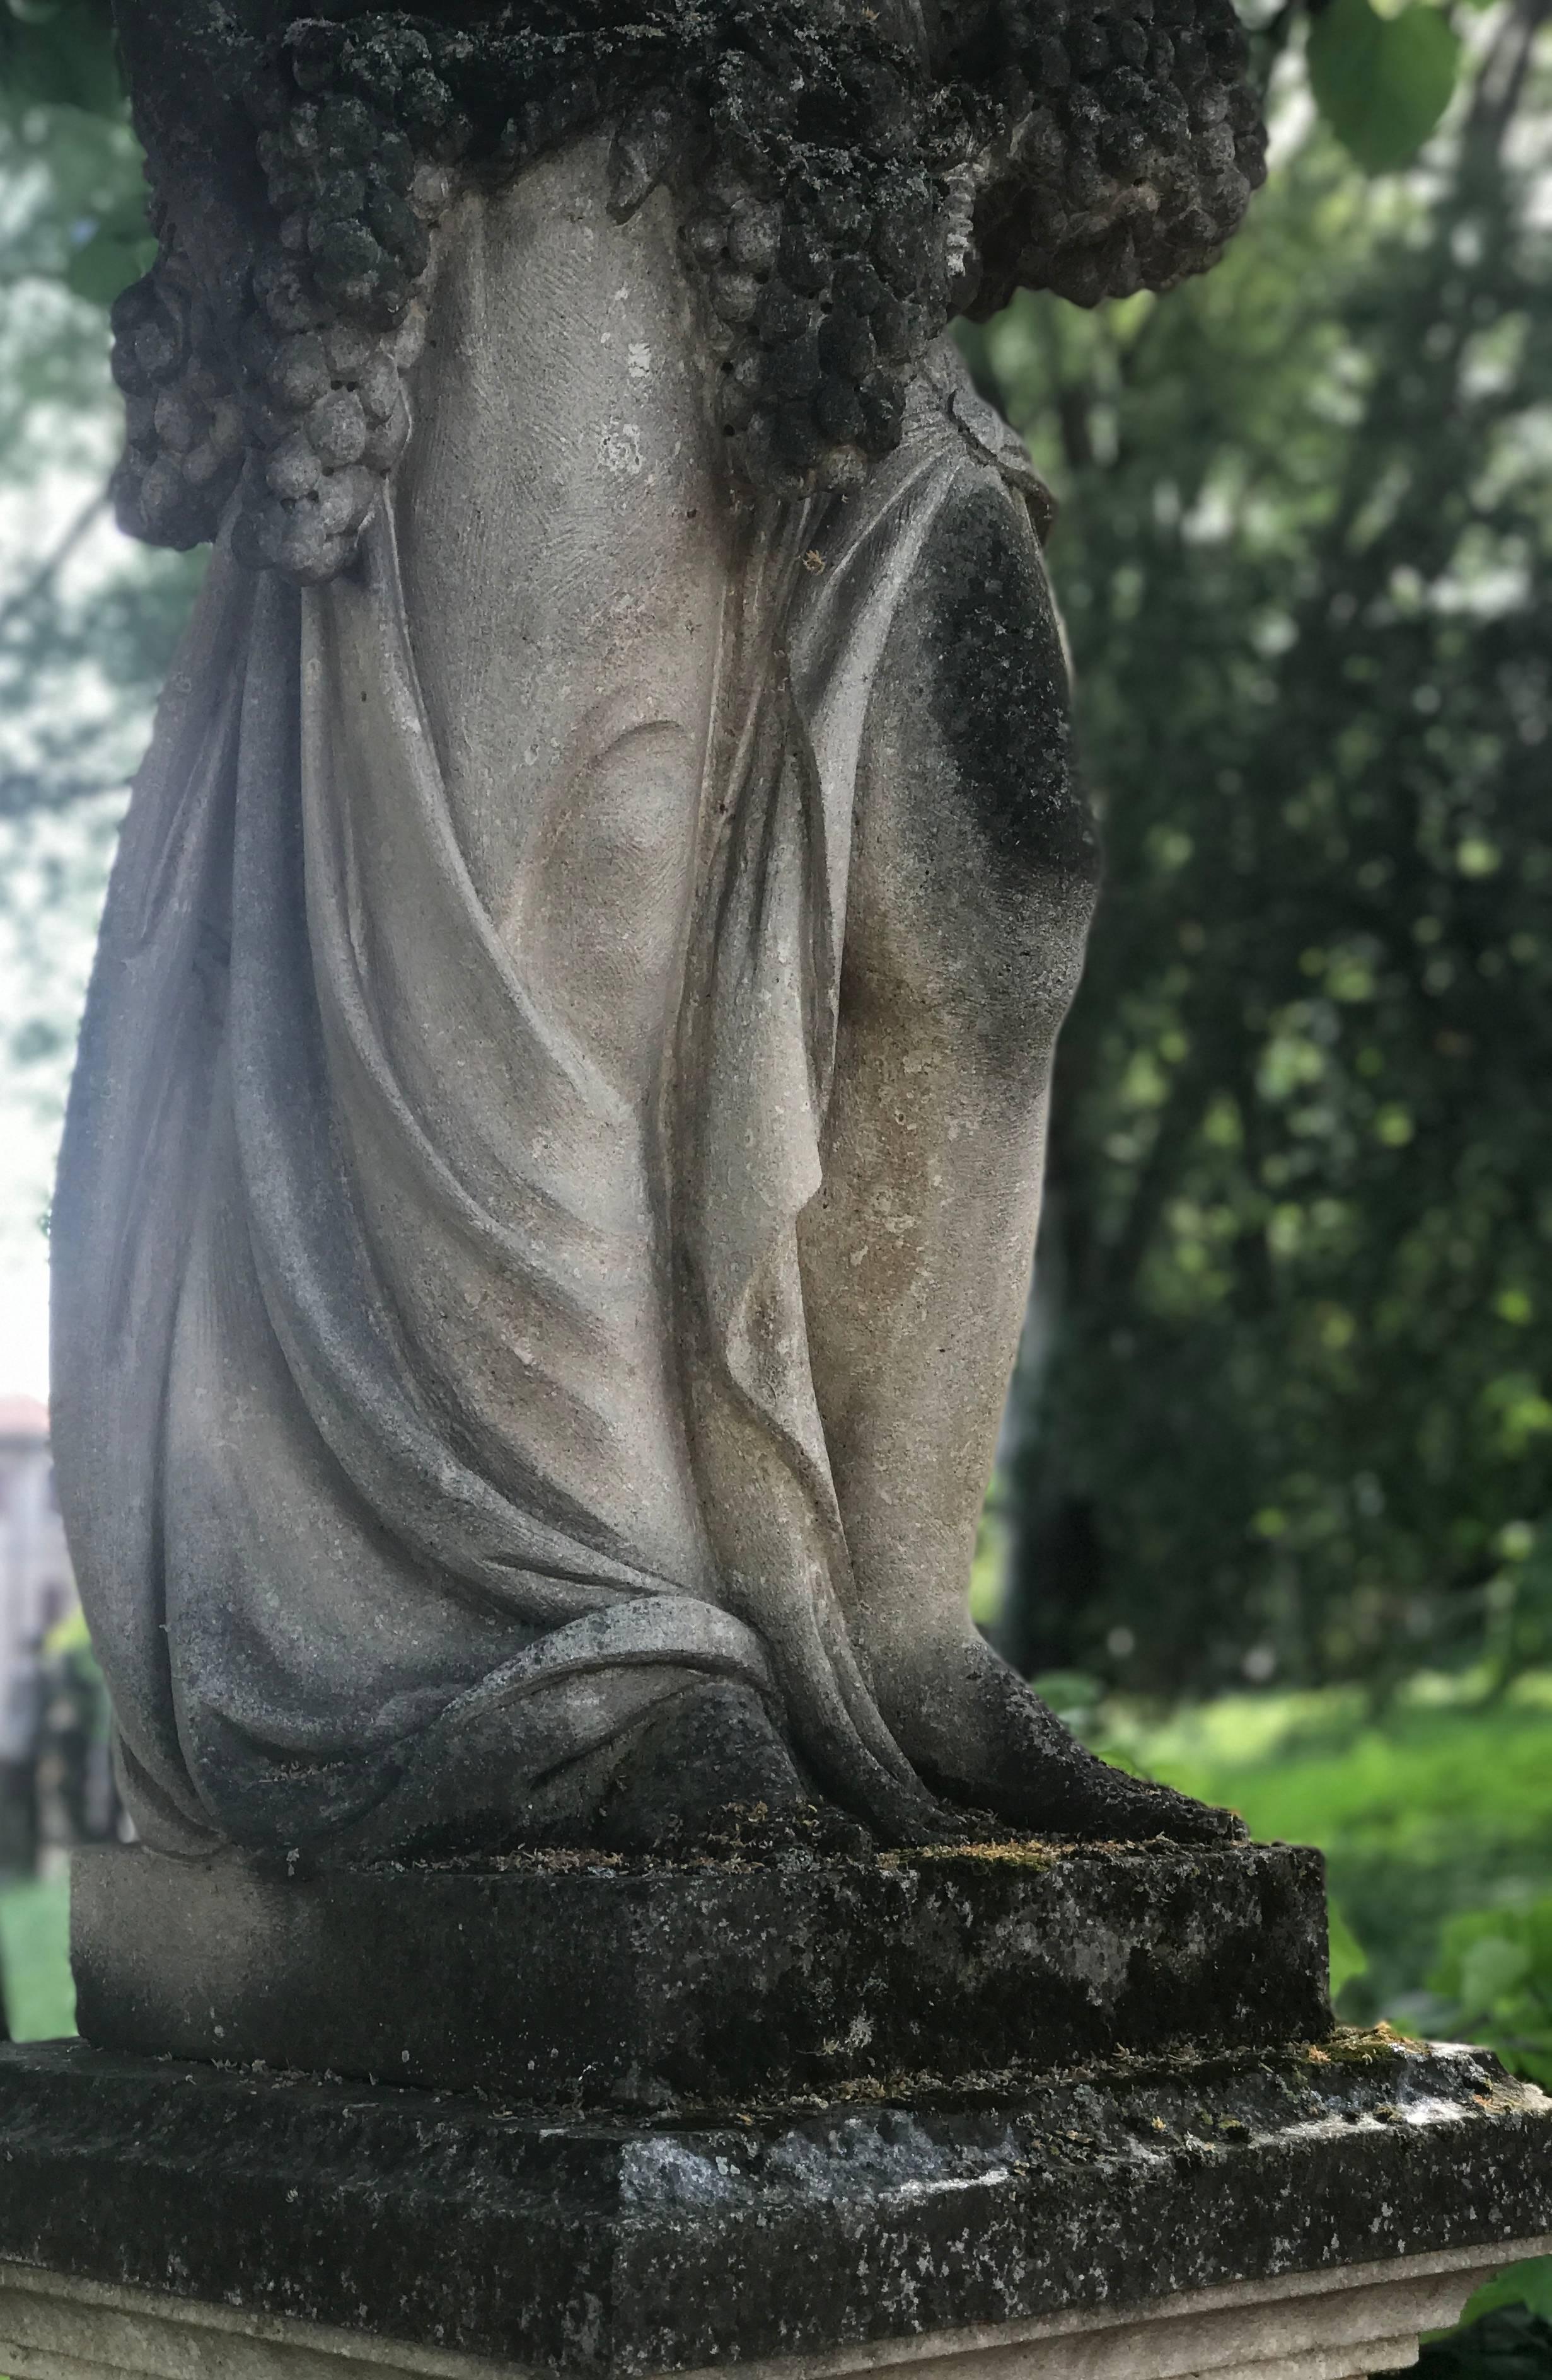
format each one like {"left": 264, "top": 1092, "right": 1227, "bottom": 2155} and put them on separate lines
{"left": 110, "top": 0, "right": 1266, "bottom": 584}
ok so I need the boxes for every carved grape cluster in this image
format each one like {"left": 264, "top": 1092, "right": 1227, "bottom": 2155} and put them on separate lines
{"left": 235, "top": 17, "right": 473, "bottom": 581}
{"left": 681, "top": 140, "right": 963, "bottom": 497}
{"left": 107, "top": 0, "right": 1266, "bottom": 582}
{"left": 676, "top": 0, "right": 1263, "bottom": 500}
{"left": 110, "top": 258, "right": 247, "bottom": 552}
{"left": 688, "top": 165, "right": 935, "bottom": 496}
{"left": 968, "top": 0, "right": 1266, "bottom": 315}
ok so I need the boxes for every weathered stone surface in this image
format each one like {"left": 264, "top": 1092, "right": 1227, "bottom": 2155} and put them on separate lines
{"left": 71, "top": 1840, "right": 1331, "bottom": 2109}
{"left": 0, "top": 2035, "right": 1548, "bottom": 2375}
{"left": 57, "top": 3, "right": 1267, "bottom": 1866}
{"left": 105, "top": 2, "right": 1268, "bottom": 576}
{"left": 3, "top": 2241, "right": 1548, "bottom": 2380}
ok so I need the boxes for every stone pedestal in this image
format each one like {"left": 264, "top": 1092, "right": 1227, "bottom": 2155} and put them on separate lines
{"left": 69, "top": 1840, "right": 1331, "bottom": 2106}
{"left": 1, "top": 2241, "right": 1546, "bottom": 2380}
{"left": 4, "top": 1845, "right": 1550, "bottom": 2380}
{"left": 0, "top": 2025, "right": 1548, "bottom": 2377}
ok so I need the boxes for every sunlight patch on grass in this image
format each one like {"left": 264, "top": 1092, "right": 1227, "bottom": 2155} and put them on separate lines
{"left": 1103, "top": 1673, "right": 1552, "bottom": 2014}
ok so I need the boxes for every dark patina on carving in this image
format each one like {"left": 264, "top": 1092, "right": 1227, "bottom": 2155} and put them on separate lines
{"left": 112, "top": 0, "right": 1265, "bottom": 580}
{"left": 1, "top": 2031, "right": 1547, "bottom": 2371}
{"left": 71, "top": 1836, "right": 1333, "bottom": 2107}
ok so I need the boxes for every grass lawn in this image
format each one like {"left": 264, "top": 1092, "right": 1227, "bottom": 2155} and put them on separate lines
{"left": 1103, "top": 1672, "right": 1552, "bottom": 2014}
{"left": 1101, "top": 1672, "right": 1552, "bottom": 2338}
{"left": 0, "top": 1866, "right": 72, "bottom": 2041}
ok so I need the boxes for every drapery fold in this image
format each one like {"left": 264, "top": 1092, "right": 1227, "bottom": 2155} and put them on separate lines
{"left": 52, "top": 327, "right": 1007, "bottom": 1854}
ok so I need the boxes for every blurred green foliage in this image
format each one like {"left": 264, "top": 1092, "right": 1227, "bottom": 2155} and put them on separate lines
{"left": 989, "top": 13, "right": 1552, "bottom": 1699}
{"left": 1086, "top": 1673, "right": 1552, "bottom": 2006}
{"left": 1451, "top": 2260, "right": 1552, "bottom": 2333}
{"left": 1107, "top": 1675, "right": 1552, "bottom": 2353}
{"left": 1418, "top": 2306, "right": 1552, "bottom": 2380}
{"left": 0, "top": 50, "right": 199, "bottom": 817}
{"left": 0, "top": 14, "right": 204, "bottom": 1196}
{"left": 0, "top": 2, "right": 115, "bottom": 118}
{"left": 1417, "top": 1898, "right": 1552, "bottom": 2085}
{"left": 0, "top": 1870, "right": 72, "bottom": 2040}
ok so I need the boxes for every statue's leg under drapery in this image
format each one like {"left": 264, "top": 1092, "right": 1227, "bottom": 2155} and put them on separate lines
{"left": 372, "top": 152, "right": 924, "bottom": 1847}
{"left": 798, "top": 467, "right": 1239, "bottom": 1842}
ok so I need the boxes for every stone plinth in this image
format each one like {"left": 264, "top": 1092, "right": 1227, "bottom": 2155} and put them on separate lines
{"left": 71, "top": 1841, "right": 1331, "bottom": 2108}
{"left": 0, "top": 2034, "right": 1549, "bottom": 2374}
{"left": 0, "top": 2242, "right": 1546, "bottom": 2380}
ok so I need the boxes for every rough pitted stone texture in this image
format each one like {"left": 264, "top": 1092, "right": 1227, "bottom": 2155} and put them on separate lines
{"left": 67, "top": 9, "right": 1262, "bottom": 1868}
{"left": 110, "top": 0, "right": 1266, "bottom": 577}
{"left": 0, "top": 2036, "right": 1548, "bottom": 2374}
{"left": 71, "top": 1841, "right": 1331, "bottom": 2108}
{"left": 3, "top": 2242, "right": 1549, "bottom": 2380}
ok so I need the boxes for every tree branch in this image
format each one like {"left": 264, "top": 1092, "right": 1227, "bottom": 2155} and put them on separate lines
{"left": 1466, "top": 0, "right": 1552, "bottom": 149}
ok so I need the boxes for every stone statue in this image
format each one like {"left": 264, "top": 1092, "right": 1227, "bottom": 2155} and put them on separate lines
{"left": 53, "top": 0, "right": 1266, "bottom": 1863}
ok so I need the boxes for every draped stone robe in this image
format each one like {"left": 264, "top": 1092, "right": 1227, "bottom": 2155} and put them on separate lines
{"left": 51, "top": 132, "right": 1077, "bottom": 1858}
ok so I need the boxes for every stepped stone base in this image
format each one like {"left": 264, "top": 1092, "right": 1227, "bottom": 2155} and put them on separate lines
{"left": 0, "top": 2241, "right": 1546, "bottom": 2380}
{"left": 24, "top": 1840, "right": 1552, "bottom": 2380}
{"left": 70, "top": 1840, "right": 1331, "bottom": 2108}
{"left": 0, "top": 2035, "right": 1549, "bottom": 2374}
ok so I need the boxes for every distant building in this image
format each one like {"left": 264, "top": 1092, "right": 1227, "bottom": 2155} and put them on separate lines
{"left": 0, "top": 1398, "right": 77, "bottom": 1764}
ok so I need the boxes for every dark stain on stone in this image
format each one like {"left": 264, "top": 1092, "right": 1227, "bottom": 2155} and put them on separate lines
{"left": 71, "top": 1838, "right": 1332, "bottom": 2111}
{"left": 0, "top": 2032, "right": 1546, "bottom": 2375}
{"left": 921, "top": 478, "right": 1102, "bottom": 904}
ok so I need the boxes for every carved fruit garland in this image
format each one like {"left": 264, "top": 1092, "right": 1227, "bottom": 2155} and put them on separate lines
{"left": 110, "top": 0, "right": 1266, "bottom": 586}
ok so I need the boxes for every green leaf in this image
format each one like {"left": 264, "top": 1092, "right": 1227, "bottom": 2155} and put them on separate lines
{"left": 1456, "top": 2258, "right": 1552, "bottom": 2330}
{"left": 1422, "top": 1901, "right": 1552, "bottom": 2091}
{"left": 1307, "top": 0, "right": 1464, "bottom": 174}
